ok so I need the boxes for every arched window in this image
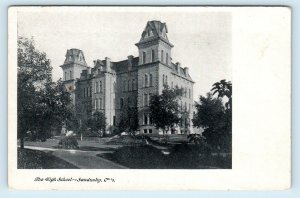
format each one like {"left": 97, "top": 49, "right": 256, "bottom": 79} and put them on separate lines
{"left": 149, "top": 74, "right": 153, "bottom": 86}
{"left": 161, "top": 50, "right": 164, "bottom": 62}
{"left": 142, "top": 52, "right": 146, "bottom": 64}
{"left": 151, "top": 49, "right": 155, "bottom": 62}
{"left": 145, "top": 74, "right": 148, "bottom": 87}
{"left": 166, "top": 53, "right": 169, "bottom": 65}
{"left": 165, "top": 75, "right": 168, "bottom": 85}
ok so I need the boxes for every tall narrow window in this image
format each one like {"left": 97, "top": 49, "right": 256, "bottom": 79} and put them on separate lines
{"left": 95, "top": 82, "right": 98, "bottom": 93}
{"left": 144, "top": 114, "right": 148, "bottom": 125}
{"left": 144, "top": 94, "right": 148, "bottom": 107}
{"left": 188, "top": 89, "right": 191, "bottom": 98}
{"left": 151, "top": 49, "right": 155, "bottom": 62}
{"left": 142, "top": 52, "right": 146, "bottom": 64}
{"left": 90, "top": 86, "right": 92, "bottom": 97}
{"left": 166, "top": 53, "right": 169, "bottom": 65}
{"left": 120, "top": 98, "right": 124, "bottom": 109}
{"left": 83, "top": 88, "right": 85, "bottom": 97}
{"left": 113, "top": 116, "right": 116, "bottom": 126}
{"left": 100, "top": 98, "right": 103, "bottom": 109}
{"left": 149, "top": 74, "right": 153, "bottom": 86}
{"left": 95, "top": 99, "right": 97, "bottom": 110}
{"left": 132, "top": 79, "right": 135, "bottom": 91}
{"left": 165, "top": 75, "right": 168, "bottom": 85}
{"left": 100, "top": 81, "right": 102, "bottom": 93}
{"left": 65, "top": 72, "right": 67, "bottom": 80}
{"left": 161, "top": 50, "right": 164, "bottom": 62}
{"left": 163, "top": 74, "right": 165, "bottom": 84}
{"left": 145, "top": 74, "right": 148, "bottom": 87}
{"left": 123, "top": 80, "right": 126, "bottom": 92}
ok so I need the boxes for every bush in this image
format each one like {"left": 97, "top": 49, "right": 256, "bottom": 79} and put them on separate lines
{"left": 58, "top": 136, "right": 79, "bottom": 149}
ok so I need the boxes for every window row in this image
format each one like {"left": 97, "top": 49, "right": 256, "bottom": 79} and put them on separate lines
{"left": 143, "top": 129, "right": 153, "bottom": 134}
{"left": 143, "top": 93, "right": 152, "bottom": 107}
{"left": 144, "top": 113, "right": 153, "bottom": 125}
{"left": 94, "top": 98, "right": 104, "bottom": 110}
{"left": 144, "top": 74, "right": 153, "bottom": 88}
{"left": 83, "top": 87, "right": 92, "bottom": 98}
{"left": 94, "top": 81, "right": 103, "bottom": 93}
{"left": 64, "top": 71, "right": 73, "bottom": 81}
{"left": 141, "top": 50, "right": 169, "bottom": 65}
{"left": 123, "top": 79, "right": 137, "bottom": 92}
{"left": 170, "top": 82, "right": 192, "bottom": 99}
{"left": 179, "top": 101, "right": 192, "bottom": 112}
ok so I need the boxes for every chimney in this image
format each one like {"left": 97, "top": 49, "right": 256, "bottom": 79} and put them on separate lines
{"left": 105, "top": 57, "right": 111, "bottom": 72}
{"left": 87, "top": 67, "right": 91, "bottom": 74}
{"left": 183, "top": 67, "right": 189, "bottom": 76}
{"left": 176, "top": 62, "right": 181, "bottom": 73}
{"left": 128, "top": 55, "right": 133, "bottom": 70}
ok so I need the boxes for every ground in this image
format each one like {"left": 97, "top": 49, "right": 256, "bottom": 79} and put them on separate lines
{"left": 18, "top": 135, "right": 231, "bottom": 169}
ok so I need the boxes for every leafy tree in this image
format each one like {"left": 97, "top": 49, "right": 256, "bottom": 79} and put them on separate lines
{"left": 18, "top": 37, "right": 73, "bottom": 148}
{"left": 211, "top": 79, "right": 232, "bottom": 110}
{"left": 118, "top": 101, "right": 139, "bottom": 135}
{"left": 87, "top": 111, "right": 106, "bottom": 137}
{"left": 193, "top": 80, "right": 232, "bottom": 151}
{"left": 150, "top": 85, "right": 184, "bottom": 135}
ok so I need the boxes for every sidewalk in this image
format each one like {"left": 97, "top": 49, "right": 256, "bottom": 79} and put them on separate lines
{"left": 24, "top": 145, "right": 127, "bottom": 169}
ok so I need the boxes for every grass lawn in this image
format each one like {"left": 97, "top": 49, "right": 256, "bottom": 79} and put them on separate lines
{"left": 99, "top": 144, "right": 232, "bottom": 169}
{"left": 18, "top": 148, "right": 79, "bottom": 169}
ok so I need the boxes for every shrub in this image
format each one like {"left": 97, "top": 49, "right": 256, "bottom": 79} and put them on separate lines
{"left": 58, "top": 136, "right": 79, "bottom": 149}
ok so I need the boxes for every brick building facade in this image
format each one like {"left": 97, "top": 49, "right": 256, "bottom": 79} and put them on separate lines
{"left": 60, "top": 20, "right": 194, "bottom": 135}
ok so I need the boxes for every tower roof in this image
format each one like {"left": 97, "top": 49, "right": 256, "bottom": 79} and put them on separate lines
{"left": 136, "top": 20, "right": 173, "bottom": 47}
{"left": 63, "top": 48, "right": 88, "bottom": 66}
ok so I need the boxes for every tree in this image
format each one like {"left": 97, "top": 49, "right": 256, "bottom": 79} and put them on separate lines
{"left": 150, "top": 85, "right": 184, "bottom": 135}
{"left": 193, "top": 80, "right": 232, "bottom": 151}
{"left": 211, "top": 79, "right": 232, "bottom": 110}
{"left": 118, "top": 105, "right": 139, "bottom": 135}
{"left": 18, "top": 37, "right": 73, "bottom": 148}
{"left": 87, "top": 111, "right": 106, "bottom": 137}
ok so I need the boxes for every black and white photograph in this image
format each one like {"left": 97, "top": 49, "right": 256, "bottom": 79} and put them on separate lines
{"left": 8, "top": 6, "right": 290, "bottom": 190}
{"left": 16, "top": 8, "right": 232, "bottom": 169}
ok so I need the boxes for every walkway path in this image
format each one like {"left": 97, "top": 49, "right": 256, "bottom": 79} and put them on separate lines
{"left": 24, "top": 145, "right": 127, "bottom": 169}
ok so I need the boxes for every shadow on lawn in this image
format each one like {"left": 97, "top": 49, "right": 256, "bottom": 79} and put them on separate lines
{"left": 98, "top": 144, "right": 232, "bottom": 169}
{"left": 79, "top": 146, "right": 117, "bottom": 152}
{"left": 18, "top": 148, "right": 79, "bottom": 169}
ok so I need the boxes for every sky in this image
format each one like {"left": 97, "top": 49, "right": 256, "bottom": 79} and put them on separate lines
{"left": 17, "top": 7, "right": 232, "bottom": 101}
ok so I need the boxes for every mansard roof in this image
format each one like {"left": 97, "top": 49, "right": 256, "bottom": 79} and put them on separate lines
{"left": 63, "top": 48, "right": 88, "bottom": 66}
{"left": 137, "top": 20, "right": 173, "bottom": 47}
{"left": 171, "top": 62, "right": 194, "bottom": 82}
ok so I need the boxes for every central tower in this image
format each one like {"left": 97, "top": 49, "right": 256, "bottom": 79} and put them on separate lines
{"left": 135, "top": 20, "right": 174, "bottom": 66}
